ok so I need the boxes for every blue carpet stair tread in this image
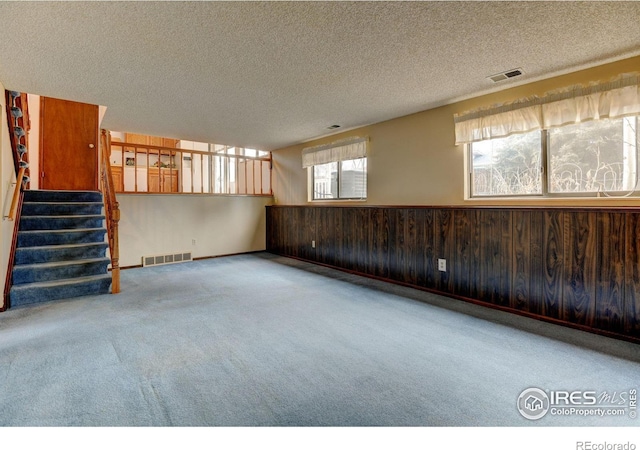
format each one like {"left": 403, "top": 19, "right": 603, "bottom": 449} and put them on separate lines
{"left": 14, "top": 242, "right": 109, "bottom": 264}
{"left": 21, "top": 202, "right": 103, "bottom": 216}
{"left": 9, "top": 274, "right": 112, "bottom": 307}
{"left": 22, "top": 190, "right": 103, "bottom": 203}
{"left": 17, "top": 228, "right": 107, "bottom": 247}
{"left": 12, "top": 257, "right": 111, "bottom": 285}
{"left": 19, "top": 215, "right": 105, "bottom": 230}
{"left": 9, "top": 189, "right": 112, "bottom": 308}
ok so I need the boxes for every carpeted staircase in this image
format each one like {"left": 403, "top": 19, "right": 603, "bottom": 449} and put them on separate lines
{"left": 9, "top": 190, "right": 112, "bottom": 308}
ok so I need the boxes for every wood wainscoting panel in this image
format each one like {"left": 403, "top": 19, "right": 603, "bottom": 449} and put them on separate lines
{"left": 434, "top": 209, "right": 454, "bottom": 295}
{"left": 542, "top": 210, "right": 564, "bottom": 320}
{"left": 479, "top": 210, "right": 501, "bottom": 305}
{"left": 563, "top": 212, "right": 597, "bottom": 327}
{"left": 625, "top": 214, "right": 640, "bottom": 336}
{"left": 354, "top": 207, "right": 370, "bottom": 275}
{"left": 265, "top": 205, "right": 640, "bottom": 342}
{"left": 597, "top": 212, "right": 625, "bottom": 332}
{"left": 529, "top": 211, "right": 544, "bottom": 316}
{"left": 512, "top": 210, "right": 532, "bottom": 312}
{"left": 453, "top": 209, "right": 473, "bottom": 299}
{"left": 416, "top": 209, "right": 436, "bottom": 290}
{"left": 499, "top": 210, "right": 514, "bottom": 308}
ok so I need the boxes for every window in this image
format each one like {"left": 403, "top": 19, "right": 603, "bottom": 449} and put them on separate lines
{"left": 302, "top": 137, "right": 368, "bottom": 201}
{"left": 469, "top": 116, "right": 639, "bottom": 197}
{"left": 458, "top": 73, "right": 640, "bottom": 199}
{"left": 548, "top": 117, "right": 638, "bottom": 194}
{"left": 312, "top": 158, "right": 367, "bottom": 200}
{"left": 470, "top": 131, "right": 542, "bottom": 196}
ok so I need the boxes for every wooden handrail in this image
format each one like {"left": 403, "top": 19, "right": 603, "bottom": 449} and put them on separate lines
{"left": 3, "top": 91, "right": 30, "bottom": 311}
{"left": 110, "top": 140, "right": 272, "bottom": 161}
{"left": 100, "top": 129, "right": 121, "bottom": 294}
{"left": 7, "top": 167, "right": 26, "bottom": 221}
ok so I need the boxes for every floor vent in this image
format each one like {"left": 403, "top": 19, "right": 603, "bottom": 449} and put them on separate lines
{"left": 487, "top": 67, "right": 524, "bottom": 83}
{"left": 142, "top": 252, "right": 192, "bottom": 267}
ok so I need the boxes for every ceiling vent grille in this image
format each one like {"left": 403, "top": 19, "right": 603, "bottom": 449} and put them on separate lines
{"left": 488, "top": 68, "right": 524, "bottom": 83}
{"left": 142, "top": 252, "right": 193, "bottom": 267}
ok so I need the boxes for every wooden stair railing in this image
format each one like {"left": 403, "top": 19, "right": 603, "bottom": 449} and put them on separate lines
{"left": 4, "top": 90, "right": 30, "bottom": 182}
{"left": 3, "top": 90, "right": 30, "bottom": 311}
{"left": 4, "top": 90, "right": 30, "bottom": 220}
{"left": 99, "top": 129, "right": 121, "bottom": 294}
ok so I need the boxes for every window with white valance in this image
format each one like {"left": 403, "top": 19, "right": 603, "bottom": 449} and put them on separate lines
{"left": 454, "top": 73, "right": 640, "bottom": 145}
{"left": 301, "top": 137, "right": 368, "bottom": 168}
{"left": 303, "top": 137, "right": 369, "bottom": 200}
{"left": 457, "top": 73, "right": 640, "bottom": 198}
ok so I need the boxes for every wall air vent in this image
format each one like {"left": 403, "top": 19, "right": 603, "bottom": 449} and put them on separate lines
{"left": 488, "top": 68, "right": 524, "bottom": 83}
{"left": 142, "top": 252, "right": 193, "bottom": 267}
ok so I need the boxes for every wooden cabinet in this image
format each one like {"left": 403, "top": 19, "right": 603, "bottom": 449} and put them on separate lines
{"left": 149, "top": 168, "right": 178, "bottom": 193}
{"left": 110, "top": 166, "right": 124, "bottom": 192}
{"left": 111, "top": 133, "right": 180, "bottom": 193}
{"left": 125, "top": 133, "right": 179, "bottom": 150}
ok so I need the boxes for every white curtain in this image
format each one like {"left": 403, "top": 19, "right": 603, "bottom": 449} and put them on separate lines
{"left": 543, "top": 82, "right": 640, "bottom": 128}
{"left": 454, "top": 73, "right": 640, "bottom": 145}
{"left": 454, "top": 104, "right": 541, "bottom": 144}
{"left": 302, "top": 137, "right": 368, "bottom": 168}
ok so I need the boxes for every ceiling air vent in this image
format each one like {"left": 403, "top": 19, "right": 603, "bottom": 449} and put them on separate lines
{"left": 488, "top": 68, "right": 524, "bottom": 83}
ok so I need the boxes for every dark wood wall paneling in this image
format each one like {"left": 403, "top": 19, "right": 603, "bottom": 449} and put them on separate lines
{"left": 265, "top": 206, "right": 640, "bottom": 342}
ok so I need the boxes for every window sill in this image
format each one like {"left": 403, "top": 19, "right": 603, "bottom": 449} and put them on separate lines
{"left": 309, "top": 198, "right": 367, "bottom": 204}
{"left": 464, "top": 194, "right": 640, "bottom": 207}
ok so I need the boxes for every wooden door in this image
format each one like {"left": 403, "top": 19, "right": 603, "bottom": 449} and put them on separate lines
{"left": 40, "top": 97, "right": 98, "bottom": 190}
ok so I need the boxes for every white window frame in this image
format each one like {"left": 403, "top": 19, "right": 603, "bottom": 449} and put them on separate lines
{"left": 302, "top": 137, "right": 368, "bottom": 201}
{"left": 310, "top": 158, "right": 368, "bottom": 201}
{"left": 467, "top": 115, "right": 640, "bottom": 198}
{"left": 457, "top": 74, "right": 640, "bottom": 200}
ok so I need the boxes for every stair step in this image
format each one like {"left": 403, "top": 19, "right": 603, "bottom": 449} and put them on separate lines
{"left": 13, "top": 257, "right": 111, "bottom": 285}
{"left": 23, "top": 190, "right": 103, "bottom": 203}
{"left": 19, "top": 215, "right": 105, "bottom": 231}
{"left": 14, "top": 242, "right": 109, "bottom": 265}
{"left": 9, "top": 274, "right": 112, "bottom": 308}
{"left": 9, "top": 189, "right": 113, "bottom": 310}
{"left": 22, "top": 202, "right": 103, "bottom": 216}
{"left": 17, "top": 228, "right": 107, "bottom": 247}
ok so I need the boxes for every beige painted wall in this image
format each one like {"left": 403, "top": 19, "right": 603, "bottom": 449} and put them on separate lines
{"left": 272, "top": 55, "right": 640, "bottom": 207}
{"left": 1, "top": 81, "right": 17, "bottom": 309}
{"left": 117, "top": 194, "right": 272, "bottom": 267}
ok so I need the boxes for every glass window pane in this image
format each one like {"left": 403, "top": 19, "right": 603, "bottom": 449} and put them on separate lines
{"left": 470, "top": 131, "right": 542, "bottom": 196}
{"left": 313, "top": 162, "right": 338, "bottom": 199}
{"left": 339, "top": 158, "right": 367, "bottom": 199}
{"left": 549, "top": 117, "right": 638, "bottom": 193}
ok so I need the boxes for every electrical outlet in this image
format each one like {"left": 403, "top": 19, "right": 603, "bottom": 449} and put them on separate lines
{"left": 192, "top": 239, "right": 196, "bottom": 245}
{"left": 438, "top": 258, "right": 446, "bottom": 272}
{"left": 312, "top": 240, "right": 316, "bottom": 248}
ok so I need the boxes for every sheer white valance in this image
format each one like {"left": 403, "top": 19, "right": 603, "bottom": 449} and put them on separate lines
{"left": 454, "top": 73, "right": 640, "bottom": 145}
{"left": 302, "top": 137, "right": 368, "bottom": 168}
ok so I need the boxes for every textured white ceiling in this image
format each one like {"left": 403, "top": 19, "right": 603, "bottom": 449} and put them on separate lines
{"left": 1, "top": 1, "right": 640, "bottom": 151}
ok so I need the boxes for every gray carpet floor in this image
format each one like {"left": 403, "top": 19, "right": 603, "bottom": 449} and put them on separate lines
{"left": 0, "top": 252, "right": 639, "bottom": 426}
